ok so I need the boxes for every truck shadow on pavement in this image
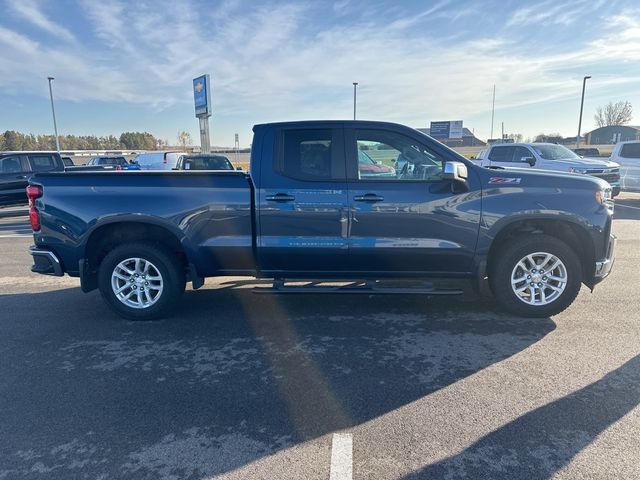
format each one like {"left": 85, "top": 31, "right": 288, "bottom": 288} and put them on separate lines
{"left": 402, "top": 353, "right": 640, "bottom": 480}
{"left": 1, "top": 286, "right": 556, "bottom": 479}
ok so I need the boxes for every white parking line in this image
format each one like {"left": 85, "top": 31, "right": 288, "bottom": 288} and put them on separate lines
{"left": 616, "top": 203, "right": 640, "bottom": 210}
{"left": 329, "top": 433, "right": 353, "bottom": 480}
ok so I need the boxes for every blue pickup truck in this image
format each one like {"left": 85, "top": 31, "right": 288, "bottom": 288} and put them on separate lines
{"left": 27, "top": 121, "right": 616, "bottom": 320}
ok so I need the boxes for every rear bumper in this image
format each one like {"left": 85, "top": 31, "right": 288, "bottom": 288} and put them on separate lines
{"left": 593, "top": 234, "right": 616, "bottom": 284}
{"left": 30, "top": 247, "right": 63, "bottom": 276}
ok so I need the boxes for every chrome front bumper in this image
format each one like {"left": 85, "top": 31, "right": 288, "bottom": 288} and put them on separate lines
{"left": 594, "top": 234, "right": 616, "bottom": 281}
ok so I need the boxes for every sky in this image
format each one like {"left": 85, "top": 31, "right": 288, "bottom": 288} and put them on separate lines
{"left": 1, "top": 0, "right": 639, "bottom": 147}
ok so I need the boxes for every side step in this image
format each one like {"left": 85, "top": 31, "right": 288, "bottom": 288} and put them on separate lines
{"left": 253, "top": 279, "right": 463, "bottom": 295}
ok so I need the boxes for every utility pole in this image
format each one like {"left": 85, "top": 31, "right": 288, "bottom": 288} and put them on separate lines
{"left": 47, "top": 77, "right": 60, "bottom": 152}
{"left": 576, "top": 75, "right": 591, "bottom": 148}
{"left": 490, "top": 84, "right": 495, "bottom": 140}
{"left": 501, "top": 121, "right": 504, "bottom": 140}
{"left": 353, "top": 82, "right": 358, "bottom": 120}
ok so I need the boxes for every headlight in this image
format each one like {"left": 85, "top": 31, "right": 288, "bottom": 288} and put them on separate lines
{"left": 570, "top": 167, "right": 588, "bottom": 174}
{"left": 595, "top": 188, "right": 614, "bottom": 211}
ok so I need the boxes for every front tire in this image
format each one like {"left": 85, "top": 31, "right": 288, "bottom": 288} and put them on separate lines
{"left": 98, "top": 242, "right": 185, "bottom": 320}
{"left": 489, "top": 234, "right": 582, "bottom": 317}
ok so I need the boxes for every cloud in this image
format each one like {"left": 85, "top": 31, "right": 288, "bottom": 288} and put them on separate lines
{"left": 7, "top": 0, "right": 75, "bottom": 42}
{"left": 0, "top": 0, "right": 639, "bottom": 141}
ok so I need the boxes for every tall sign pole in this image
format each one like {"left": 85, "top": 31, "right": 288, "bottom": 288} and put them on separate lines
{"left": 47, "top": 76, "right": 61, "bottom": 152}
{"left": 490, "top": 84, "right": 495, "bottom": 141}
{"left": 576, "top": 75, "right": 591, "bottom": 149}
{"left": 234, "top": 133, "right": 239, "bottom": 165}
{"left": 353, "top": 82, "right": 358, "bottom": 120}
{"left": 193, "top": 74, "right": 212, "bottom": 153}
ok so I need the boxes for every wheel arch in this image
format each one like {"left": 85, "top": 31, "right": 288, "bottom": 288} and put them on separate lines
{"left": 486, "top": 217, "right": 595, "bottom": 284}
{"left": 80, "top": 217, "right": 200, "bottom": 292}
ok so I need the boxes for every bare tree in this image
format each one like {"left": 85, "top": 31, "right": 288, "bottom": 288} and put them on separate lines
{"left": 177, "top": 131, "right": 192, "bottom": 149}
{"left": 594, "top": 101, "right": 633, "bottom": 127}
{"left": 506, "top": 133, "right": 523, "bottom": 143}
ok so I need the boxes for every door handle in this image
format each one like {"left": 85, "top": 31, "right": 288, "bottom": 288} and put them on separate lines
{"left": 354, "top": 193, "right": 384, "bottom": 202}
{"left": 15, "top": 175, "right": 27, "bottom": 179}
{"left": 266, "top": 193, "right": 295, "bottom": 202}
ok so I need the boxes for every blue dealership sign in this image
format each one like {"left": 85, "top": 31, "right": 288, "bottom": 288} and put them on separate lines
{"left": 193, "top": 74, "right": 211, "bottom": 117}
{"left": 430, "top": 121, "right": 450, "bottom": 138}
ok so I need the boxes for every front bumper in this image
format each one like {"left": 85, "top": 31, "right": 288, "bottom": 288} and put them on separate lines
{"left": 30, "top": 246, "right": 63, "bottom": 276}
{"left": 593, "top": 233, "right": 616, "bottom": 283}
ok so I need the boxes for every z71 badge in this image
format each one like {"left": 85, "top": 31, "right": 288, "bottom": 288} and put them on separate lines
{"left": 489, "top": 177, "right": 522, "bottom": 185}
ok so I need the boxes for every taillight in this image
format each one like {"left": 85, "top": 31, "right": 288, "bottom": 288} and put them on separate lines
{"left": 26, "top": 185, "right": 43, "bottom": 231}
{"left": 115, "top": 165, "right": 122, "bottom": 171}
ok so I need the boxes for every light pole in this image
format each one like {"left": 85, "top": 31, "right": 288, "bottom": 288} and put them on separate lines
{"left": 576, "top": 75, "right": 591, "bottom": 149}
{"left": 353, "top": 82, "right": 358, "bottom": 120}
{"left": 47, "top": 76, "right": 60, "bottom": 152}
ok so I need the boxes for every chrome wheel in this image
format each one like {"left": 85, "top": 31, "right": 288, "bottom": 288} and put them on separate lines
{"left": 111, "top": 257, "right": 163, "bottom": 309}
{"left": 511, "top": 252, "right": 567, "bottom": 306}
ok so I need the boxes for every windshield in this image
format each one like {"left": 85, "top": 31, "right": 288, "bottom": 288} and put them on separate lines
{"left": 98, "top": 157, "right": 127, "bottom": 165}
{"left": 531, "top": 144, "right": 580, "bottom": 160}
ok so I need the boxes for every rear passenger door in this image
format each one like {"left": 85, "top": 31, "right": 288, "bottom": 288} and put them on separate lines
{"left": 257, "top": 127, "right": 350, "bottom": 274}
{"left": 0, "top": 155, "right": 30, "bottom": 206}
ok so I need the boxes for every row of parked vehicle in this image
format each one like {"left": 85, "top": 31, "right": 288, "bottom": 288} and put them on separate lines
{"left": 0, "top": 151, "right": 235, "bottom": 207}
{"left": 472, "top": 140, "right": 640, "bottom": 195}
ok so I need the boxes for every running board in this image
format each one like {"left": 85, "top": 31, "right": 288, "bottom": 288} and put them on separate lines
{"left": 253, "top": 279, "right": 463, "bottom": 295}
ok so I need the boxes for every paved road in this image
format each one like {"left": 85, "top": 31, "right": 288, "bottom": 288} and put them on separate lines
{"left": 0, "top": 196, "right": 639, "bottom": 479}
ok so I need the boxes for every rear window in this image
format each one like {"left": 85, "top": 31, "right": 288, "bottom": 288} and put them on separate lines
{"left": 29, "top": 155, "right": 57, "bottom": 172}
{"left": 183, "top": 156, "right": 233, "bottom": 170}
{"left": 98, "top": 157, "right": 127, "bottom": 166}
{"left": 620, "top": 143, "right": 640, "bottom": 159}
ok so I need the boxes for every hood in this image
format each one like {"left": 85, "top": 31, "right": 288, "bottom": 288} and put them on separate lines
{"left": 482, "top": 165, "right": 610, "bottom": 191}
{"left": 545, "top": 156, "right": 619, "bottom": 169}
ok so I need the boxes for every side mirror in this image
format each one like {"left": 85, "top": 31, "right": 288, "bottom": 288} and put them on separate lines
{"left": 522, "top": 156, "right": 536, "bottom": 166}
{"left": 443, "top": 161, "right": 468, "bottom": 182}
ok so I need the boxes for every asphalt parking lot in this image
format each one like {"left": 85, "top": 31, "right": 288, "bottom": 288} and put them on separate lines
{"left": 0, "top": 194, "right": 639, "bottom": 480}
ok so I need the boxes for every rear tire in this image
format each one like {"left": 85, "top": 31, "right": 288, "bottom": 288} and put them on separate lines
{"left": 489, "top": 234, "right": 582, "bottom": 317}
{"left": 98, "top": 242, "right": 185, "bottom": 320}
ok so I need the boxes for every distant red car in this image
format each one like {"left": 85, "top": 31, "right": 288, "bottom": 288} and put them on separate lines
{"left": 358, "top": 150, "right": 396, "bottom": 178}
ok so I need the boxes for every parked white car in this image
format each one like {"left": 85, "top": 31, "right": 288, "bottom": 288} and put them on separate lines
{"left": 475, "top": 143, "right": 621, "bottom": 196}
{"left": 133, "top": 151, "right": 187, "bottom": 170}
{"left": 609, "top": 140, "right": 640, "bottom": 192}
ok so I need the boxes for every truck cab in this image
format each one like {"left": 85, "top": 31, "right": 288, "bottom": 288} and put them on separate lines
{"left": 0, "top": 151, "right": 65, "bottom": 207}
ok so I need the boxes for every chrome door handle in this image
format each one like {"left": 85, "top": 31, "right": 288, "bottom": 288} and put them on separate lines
{"left": 266, "top": 193, "right": 295, "bottom": 202}
{"left": 354, "top": 194, "right": 384, "bottom": 202}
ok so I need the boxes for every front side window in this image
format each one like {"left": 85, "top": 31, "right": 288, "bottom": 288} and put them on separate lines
{"left": 280, "top": 129, "right": 334, "bottom": 180}
{"left": 620, "top": 143, "right": 640, "bottom": 159}
{"left": 512, "top": 146, "right": 533, "bottom": 163}
{"left": 355, "top": 130, "right": 444, "bottom": 181}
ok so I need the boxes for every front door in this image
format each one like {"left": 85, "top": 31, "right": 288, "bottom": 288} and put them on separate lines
{"left": 257, "top": 127, "right": 350, "bottom": 275}
{"left": 345, "top": 128, "right": 482, "bottom": 274}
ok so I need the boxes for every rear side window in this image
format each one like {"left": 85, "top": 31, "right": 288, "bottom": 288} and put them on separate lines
{"left": 488, "top": 146, "right": 514, "bottom": 162}
{"left": 29, "top": 155, "right": 57, "bottom": 172}
{"left": 1, "top": 156, "right": 25, "bottom": 174}
{"left": 620, "top": 143, "right": 640, "bottom": 159}
{"left": 279, "top": 129, "right": 335, "bottom": 181}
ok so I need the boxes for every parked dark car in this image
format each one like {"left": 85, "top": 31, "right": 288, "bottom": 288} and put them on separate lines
{"left": 0, "top": 151, "right": 65, "bottom": 207}
{"left": 86, "top": 156, "right": 140, "bottom": 170}
{"left": 174, "top": 154, "right": 234, "bottom": 171}
{"left": 573, "top": 147, "right": 601, "bottom": 157}
{"left": 27, "top": 120, "right": 616, "bottom": 320}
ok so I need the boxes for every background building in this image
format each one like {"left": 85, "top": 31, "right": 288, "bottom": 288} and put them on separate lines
{"left": 585, "top": 125, "right": 640, "bottom": 144}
